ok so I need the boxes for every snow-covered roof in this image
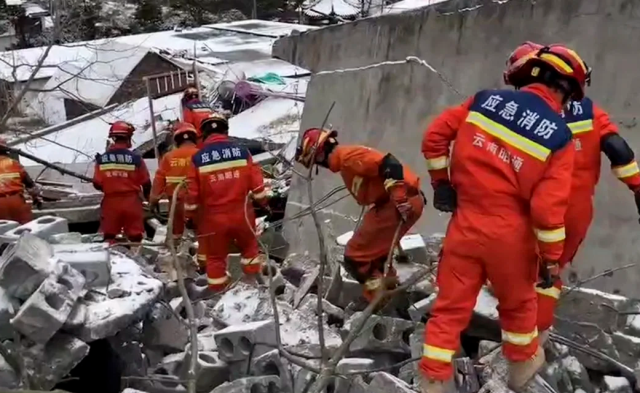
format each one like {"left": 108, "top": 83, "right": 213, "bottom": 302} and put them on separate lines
{"left": 228, "top": 98, "right": 303, "bottom": 144}
{"left": 302, "top": 0, "right": 360, "bottom": 18}
{"left": 376, "top": 0, "right": 448, "bottom": 15}
{"left": 42, "top": 42, "right": 150, "bottom": 107}
{"left": 205, "top": 20, "right": 318, "bottom": 38}
{"left": 23, "top": 2, "right": 48, "bottom": 17}
{"left": 206, "top": 58, "right": 309, "bottom": 79}
{"left": 16, "top": 92, "right": 183, "bottom": 165}
{"left": 0, "top": 20, "right": 314, "bottom": 82}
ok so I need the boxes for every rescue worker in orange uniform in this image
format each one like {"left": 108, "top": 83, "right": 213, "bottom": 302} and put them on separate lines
{"left": 295, "top": 129, "right": 425, "bottom": 302}
{"left": 150, "top": 122, "right": 200, "bottom": 242}
{"left": 419, "top": 45, "right": 590, "bottom": 393}
{"left": 185, "top": 114, "right": 269, "bottom": 291}
{"left": 93, "top": 121, "right": 151, "bottom": 244}
{"left": 503, "top": 42, "right": 640, "bottom": 343}
{"left": 0, "top": 138, "right": 40, "bottom": 223}
{"left": 181, "top": 86, "right": 212, "bottom": 141}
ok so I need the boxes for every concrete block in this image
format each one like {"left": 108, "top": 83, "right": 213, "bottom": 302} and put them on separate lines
{"left": 251, "top": 349, "right": 293, "bottom": 393}
{"left": 344, "top": 312, "right": 416, "bottom": 354}
{"left": 0, "top": 220, "right": 18, "bottom": 235}
{"left": 52, "top": 243, "right": 111, "bottom": 287}
{"left": 180, "top": 351, "right": 229, "bottom": 393}
{"left": 299, "top": 294, "right": 345, "bottom": 326}
{"left": 22, "top": 333, "right": 90, "bottom": 390}
{"left": 214, "top": 320, "right": 277, "bottom": 362}
{"left": 49, "top": 232, "right": 83, "bottom": 244}
{"left": 11, "top": 263, "right": 85, "bottom": 344}
{"left": 332, "top": 358, "right": 375, "bottom": 393}
{"left": 2, "top": 215, "right": 69, "bottom": 242}
{"left": 293, "top": 266, "right": 319, "bottom": 308}
{"left": 147, "top": 374, "right": 187, "bottom": 393}
{"left": 211, "top": 375, "right": 281, "bottom": 393}
{"left": 69, "top": 253, "right": 163, "bottom": 342}
{"left": 369, "top": 372, "right": 414, "bottom": 393}
{"left": 398, "top": 234, "right": 428, "bottom": 264}
{"left": 153, "top": 226, "right": 168, "bottom": 244}
{"left": 0, "top": 287, "right": 17, "bottom": 340}
{"left": 0, "top": 233, "right": 53, "bottom": 300}
{"left": 143, "top": 300, "right": 189, "bottom": 353}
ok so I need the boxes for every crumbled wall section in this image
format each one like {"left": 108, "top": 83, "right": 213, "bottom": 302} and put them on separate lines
{"left": 278, "top": 0, "right": 640, "bottom": 296}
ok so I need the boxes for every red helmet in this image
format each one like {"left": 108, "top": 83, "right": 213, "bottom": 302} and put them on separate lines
{"left": 295, "top": 128, "right": 338, "bottom": 168}
{"left": 503, "top": 44, "right": 589, "bottom": 100}
{"left": 109, "top": 121, "right": 135, "bottom": 138}
{"left": 172, "top": 122, "right": 197, "bottom": 140}
{"left": 503, "top": 41, "right": 544, "bottom": 86}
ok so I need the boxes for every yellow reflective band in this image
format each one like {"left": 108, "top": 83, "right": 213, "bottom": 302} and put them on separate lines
{"left": 567, "top": 120, "right": 593, "bottom": 134}
{"left": 199, "top": 159, "right": 247, "bottom": 174}
{"left": 426, "top": 156, "right": 448, "bottom": 170}
{"left": 99, "top": 163, "right": 136, "bottom": 171}
{"left": 0, "top": 172, "right": 20, "bottom": 179}
{"left": 197, "top": 254, "right": 206, "bottom": 261}
{"left": 539, "top": 53, "right": 573, "bottom": 73}
{"left": 613, "top": 161, "right": 640, "bottom": 179}
{"left": 422, "top": 344, "right": 455, "bottom": 363}
{"left": 536, "top": 286, "right": 561, "bottom": 299}
{"left": 534, "top": 227, "right": 565, "bottom": 243}
{"left": 166, "top": 176, "right": 186, "bottom": 184}
{"left": 207, "top": 275, "right": 229, "bottom": 285}
{"left": 364, "top": 278, "right": 382, "bottom": 290}
{"left": 466, "top": 111, "right": 551, "bottom": 161}
{"left": 184, "top": 203, "right": 198, "bottom": 211}
{"left": 502, "top": 329, "right": 538, "bottom": 346}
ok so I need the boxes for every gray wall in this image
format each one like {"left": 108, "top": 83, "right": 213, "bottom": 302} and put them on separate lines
{"left": 278, "top": 0, "right": 640, "bottom": 297}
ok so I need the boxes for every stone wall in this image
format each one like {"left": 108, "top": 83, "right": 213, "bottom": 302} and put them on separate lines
{"left": 278, "top": 0, "right": 640, "bottom": 296}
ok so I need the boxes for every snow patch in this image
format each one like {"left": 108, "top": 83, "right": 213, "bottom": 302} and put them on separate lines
{"left": 604, "top": 376, "right": 630, "bottom": 390}
{"left": 474, "top": 287, "right": 499, "bottom": 320}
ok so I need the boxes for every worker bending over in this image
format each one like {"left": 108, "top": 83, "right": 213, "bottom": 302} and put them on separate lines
{"left": 0, "top": 138, "right": 40, "bottom": 223}
{"left": 150, "top": 122, "right": 200, "bottom": 243}
{"left": 295, "top": 129, "right": 424, "bottom": 303}
{"left": 93, "top": 121, "right": 151, "bottom": 245}
{"left": 185, "top": 114, "right": 269, "bottom": 292}
{"left": 504, "top": 42, "right": 640, "bottom": 342}
{"left": 419, "top": 45, "right": 589, "bottom": 392}
{"left": 181, "top": 86, "right": 212, "bottom": 142}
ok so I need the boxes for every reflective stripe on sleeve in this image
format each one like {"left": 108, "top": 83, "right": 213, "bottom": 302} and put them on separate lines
{"left": 567, "top": 120, "right": 593, "bottom": 134}
{"left": 426, "top": 156, "right": 448, "bottom": 170}
{"left": 0, "top": 172, "right": 20, "bottom": 179}
{"left": 613, "top": 161, "right": 640, "bottom": 179}
{"left": 535, "top": 286, "right": 561, "bottom": 299}
{"left": 502, "top": 329, "right": 538, "bottom": 346}
{"left": 422, "top": 344, "right": 455, "bottom": 363}
{"left": 534, "top": 227, "right": 566, "bottom": 243}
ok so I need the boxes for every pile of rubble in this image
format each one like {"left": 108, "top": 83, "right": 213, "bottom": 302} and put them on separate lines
{"left": 1, "top": 215, "right": 639, "bottom": 393}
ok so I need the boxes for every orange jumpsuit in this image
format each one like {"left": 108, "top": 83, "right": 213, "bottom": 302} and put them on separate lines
{"left": 536, "top": 97, "right": 640, "bottom": 331}
{"left": 150, "top": 143, "right": 199, "bottom": 240}
{"left": 420, "top": 84, "right": 575, "bottom": 380}
{"left": 330, "top": 145, "right": 425, "bottom": 300}
{"left": 93, "top": 143, "right": 151, "bottom": 243}
{"left": 182, "top": 99, "right": 211, "bottom": 140}
{"left": 185, "top": 134, "right": 267, "bottom": 290}
{"left": 0, "top": 155, "right": 35, "bottom": 224}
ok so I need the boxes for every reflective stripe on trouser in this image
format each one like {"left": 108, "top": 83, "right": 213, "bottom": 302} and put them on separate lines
{"left": 420, "top": 213, "right": 539, "bottom": 381}
{"left": 241, "top": 253, "right": 266, "bottom": 275}
{"left": 536, "top": 280, "right": 562, "bottom": 332}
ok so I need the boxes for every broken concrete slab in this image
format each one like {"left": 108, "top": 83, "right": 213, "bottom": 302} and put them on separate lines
{"left": 11, "top": 263, "right": 85, "bottom": 344}
{"left": 146, "top": 374, "right": 187, "bottom": 393}
{"left": 604, "top": 376, "right": 633, "bottom": 393}
{"left": 343, "top": 312, "right": 415, "bottom": 354}
{"left": 68, "top": 252, "right": 163, "bottom": 342}
{"left": 261, "top": 261, "right": 286, "bottom": 295}
{"left": 453, "top": 358, "right": 480, "bottom": 393}
{"left": 334, "top": 358, "right": 375, "bottom": 393}
{"left": 251, "top": 349, "right": 293, "bottom": 393}
{"left": 369, "top": 372, "right": 414, "bottom": 393}
{"left": 399, "top": 233, "right": 428, "bottom": 264}
{"left": 0, "top": 220, "right": 19, "bottom": 235}
{"left": 2, "top": 216, "right": 69, "bottom": 243}
{"left": 214, "top": 320, "right": 277, "bottom": 362}
{"left": 0, "top": 287, "right": 17, "bottom": 340}
{"left": 479, "top": 349, "right": 555, "bottom": 393}
{"left": 293, "top": 265, "right": 319, "bottom": 309}
{"left": 21, "top": 333, "right": 90, "bottom": 390}
{"left": 211, "top": 375, "right": 281, "bottom": 393}
{"left": 178, "top": 351, "right": 229, "bottom": 393}
{"left": 299, "top": 293, "right": 344, "bottom": 326}
{"left": 52, "top": 243, "right": 111, "bottom": 288}
{"left": 0, "top": 233, "right": 53, "bottom": 300}
{"left": 49, "top": 232, "right": 83, "bottom": 244}
{"left": 0, "top": 353, "right": 19, "bottom": 390}
{"left": 142, "top": 301, "right": 189, "bottom": 353}
{"left": 424, "top": 233, "right": 444, "bottom": 265}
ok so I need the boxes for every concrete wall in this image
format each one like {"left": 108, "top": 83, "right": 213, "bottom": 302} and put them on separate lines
{"left": 278, "top": 0, "right": 640, "bottom": 296}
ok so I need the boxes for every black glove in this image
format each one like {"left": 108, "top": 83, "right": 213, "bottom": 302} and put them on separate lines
{"left": 634, "top": 190, "right": 640, "bottom": 220}
{"left": 185, "top": 218, "right": 196, "bottom": 231}
{"left": 32, "top": 197, "right": 43, "bottom": 209}
{"left": 433, "top": 181, "right": 457, "bottom": 213}
{"left": 537, "top": 259, "right": 560, "bottom": 289}
{"left": 94, "top": 153, "right": 101, "bottom": 162}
